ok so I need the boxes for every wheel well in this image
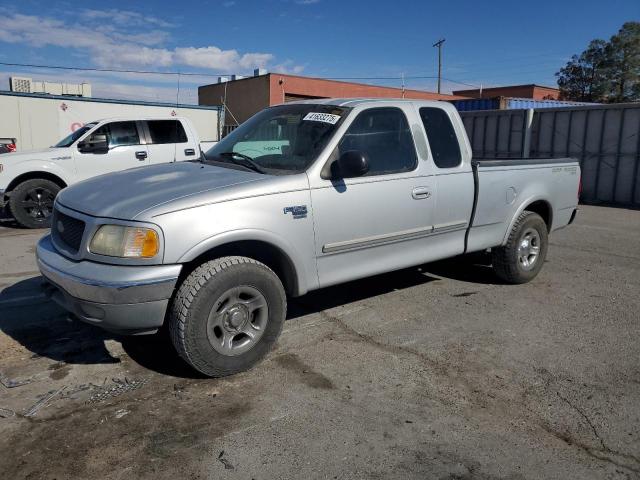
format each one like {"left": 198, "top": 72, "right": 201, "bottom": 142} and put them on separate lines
{"left": 6, "top": 172, "right": 67, "bottom": 193}
{"left": 524, "top": 200, "right": 552, "bottom": 232}
{"left": 180, "top": 240, "right": 299, "bottom": 296}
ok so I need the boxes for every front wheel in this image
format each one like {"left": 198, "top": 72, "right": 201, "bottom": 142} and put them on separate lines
{"left": 169, "top": 256, "right": 287, "bottom": 377}
{"left": 492, "top": 211, "right": 548, "bottom": 284}
{"left": 9, "top": 178, "right": 60, "bottom": 229}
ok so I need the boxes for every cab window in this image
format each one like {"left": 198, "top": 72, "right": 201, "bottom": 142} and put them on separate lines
{"left": 93, "top": 122, "right": 140, "bottom": 148}
{"left": 419, "top": 107, "right": 462, "bottom": 168}
{"left": 146, "top": 120, "right": 188, "bottom": 144}
{"left": 338, "top": 107, "right": 417, "bottom": 176}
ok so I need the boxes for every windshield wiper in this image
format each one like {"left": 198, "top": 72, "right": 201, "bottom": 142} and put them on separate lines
{"left": 217, "top": 152, "right": 266, "bottom": 174}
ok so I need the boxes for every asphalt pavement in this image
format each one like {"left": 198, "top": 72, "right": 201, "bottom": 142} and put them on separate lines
{"left": 0, "top": 205, "right": 639, "bottom": 479}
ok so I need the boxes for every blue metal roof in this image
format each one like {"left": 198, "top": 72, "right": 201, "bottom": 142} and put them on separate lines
{"left": 505, "top": 97, "right": 595, "bottom": 110}
{"left": 451, "top": 96, "right": 597, "bottom": 112}
{"left": 0, "top": 90, "right": 221, "bottom": 111}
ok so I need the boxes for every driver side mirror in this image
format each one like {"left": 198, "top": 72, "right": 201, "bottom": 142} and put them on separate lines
{"left": 334, "top": 150, "right": 369, "bottom": 179}
{"left": 78, "top": 133, "right": 109, "bottom": 154}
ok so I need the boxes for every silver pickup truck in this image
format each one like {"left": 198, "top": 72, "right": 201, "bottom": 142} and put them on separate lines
{"left": 36, "top": 99, "right": 580, "bottom": 377}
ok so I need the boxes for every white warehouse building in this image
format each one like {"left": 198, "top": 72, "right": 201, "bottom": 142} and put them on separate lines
{"left": 0, "top": 90, "right": 221, "bottom": 151}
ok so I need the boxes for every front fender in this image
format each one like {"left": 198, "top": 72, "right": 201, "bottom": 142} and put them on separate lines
{"left": 177, "top": 228, "right": 312, "bottom": 296}
{"left": 1, "top": 159, "right": 72, "bottom": 191}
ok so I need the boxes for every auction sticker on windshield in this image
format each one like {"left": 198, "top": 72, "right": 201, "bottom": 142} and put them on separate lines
{"left": 303, "top": 112, "right": 341, "bottom": 124}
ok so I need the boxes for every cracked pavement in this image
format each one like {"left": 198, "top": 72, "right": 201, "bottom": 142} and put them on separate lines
{"left": 0, "top": 205, "right": 639, "bottom": 479}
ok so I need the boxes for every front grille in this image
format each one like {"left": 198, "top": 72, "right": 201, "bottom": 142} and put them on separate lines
{"left": 52, "top": 209, "right": 86, "bottom": 253}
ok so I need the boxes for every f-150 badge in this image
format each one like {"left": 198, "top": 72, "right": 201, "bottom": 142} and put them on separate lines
{"left": 283, "top": 205, "right": 308, "bottom": 219}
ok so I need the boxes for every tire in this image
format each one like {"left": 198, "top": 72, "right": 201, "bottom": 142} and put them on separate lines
{"left": 492, "top": 211, "right": 548, "bottom": 284}
{"left": 9, "top": 178, "right": 60, "bottom": 229}
{"left": 169, "top": 256, "right": 287, "bottom": 377}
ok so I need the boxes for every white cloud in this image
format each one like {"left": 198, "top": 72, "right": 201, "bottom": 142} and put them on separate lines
{"left": 296, "top": 0, "right": 321, "bottom": 4}
{"left": 0, "top": 12, "right": 300, "bottom": 73}
{"left": 272, "top": 60, "right": 306, "bottom": 75}
{"left": 80, "top": 9, "right": 175, "bottom": 28}
{"left": 239, "top": 53, "right": 274, "bottom": 69}
{"left": 0, "top": 69, "right": 199, "bottom": 104}
{"left": 174, "top": 46, "right": 239, "bottom": 70}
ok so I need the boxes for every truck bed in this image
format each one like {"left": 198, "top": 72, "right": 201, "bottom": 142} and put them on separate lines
{"left": 466, "top": 157, "right": 580, "bottom": 254}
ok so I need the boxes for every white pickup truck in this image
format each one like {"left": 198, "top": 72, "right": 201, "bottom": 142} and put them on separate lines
{"left": 37, "top": 99, "right": 581, "bottom": 377}
{"left": 0, "top": 117, "right": 206, "bottom": 228}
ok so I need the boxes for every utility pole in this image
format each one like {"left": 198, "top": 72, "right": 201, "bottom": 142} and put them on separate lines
{"left": 432, "top": 38, "right": 446, "bottom": 94}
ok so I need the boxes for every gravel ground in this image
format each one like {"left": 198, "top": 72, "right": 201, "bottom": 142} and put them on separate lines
{"left": 0, "top": 205, "right": 638, "bottom": 479}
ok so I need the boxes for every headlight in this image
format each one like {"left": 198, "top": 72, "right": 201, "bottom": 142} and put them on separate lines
{"left": 89, "top": 225, "right": 159, "bottom": 258}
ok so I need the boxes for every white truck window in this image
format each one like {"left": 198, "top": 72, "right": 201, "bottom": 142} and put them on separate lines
{"left": 147, "top": 120, "right": 188, "bottom": 144}
{"left": 338, "top": 107, "right": 417, "bottom": 176}
{"left": 419, "top": 107, "right": 462, "bottom": 169}
{"left": 93, "top": 121, "right": 140, "bottom": 148}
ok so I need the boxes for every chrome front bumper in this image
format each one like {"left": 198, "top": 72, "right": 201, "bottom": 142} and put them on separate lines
{"left": 37, "top": 235, "right": 181, "bottom": 334}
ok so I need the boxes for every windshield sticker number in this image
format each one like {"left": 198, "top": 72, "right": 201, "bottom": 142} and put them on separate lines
{"left": 303, "top": 112, "right": 341, "bottom": 125}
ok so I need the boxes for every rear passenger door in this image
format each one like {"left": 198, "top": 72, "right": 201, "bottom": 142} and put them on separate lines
{"left": 143, "top": 120, "right": 198, "bottom": 164}
{"left": 73, "top": 121, "right": 148, "bottom": 181}
{"left": 418, "top": 106, "right": 474, "bottom": 258}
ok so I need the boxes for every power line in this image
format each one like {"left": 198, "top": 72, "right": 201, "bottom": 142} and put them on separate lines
{"left": 0, "top": 61, "right": 483, "bottom": 89}
{"left": 0, "top": 62, "right": 219, "bottom": 77}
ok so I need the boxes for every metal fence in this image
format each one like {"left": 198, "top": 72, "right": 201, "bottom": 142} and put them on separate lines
{"left": 460, "top": 103, "right": 640, "bottom": 207}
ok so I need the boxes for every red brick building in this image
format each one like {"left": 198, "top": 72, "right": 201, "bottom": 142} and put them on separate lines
{"left": 452, "top": 84, "right": 560, "bottom": 100}
{"left": 199, "top": 72, "right": 465, "bottom": 126}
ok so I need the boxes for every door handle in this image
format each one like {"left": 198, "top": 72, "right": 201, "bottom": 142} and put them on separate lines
{"left": 412, "top": 187, "right": 432, "bottom": 200}
{"left": 184, "top": 148, "right": 195, "bottom": 156}
{"left": 135, "top": 151, "right": 147, "bottom": 160}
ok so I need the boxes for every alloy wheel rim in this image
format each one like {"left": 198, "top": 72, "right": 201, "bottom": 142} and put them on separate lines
{"left": 21, "top": 187, "right": 55, "bottom": 220}
{"left": 517, "top": 228, "right": 541, "bottom": 270}
{"left": 206, "top": 286, "right": 269, "bottom": 356}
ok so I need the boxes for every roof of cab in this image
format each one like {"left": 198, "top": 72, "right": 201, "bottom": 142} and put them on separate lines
{"left": 286, "top": 98, "right": 448, "bottom": 108}
{"left": 88, "top": 116, "right": 190, "bottom": 124}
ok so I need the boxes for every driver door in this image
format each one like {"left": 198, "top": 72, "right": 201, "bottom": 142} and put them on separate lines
{"left": 310, "top": 106, "right": 435, "bottom": 288}
{"left": 74, "top": 121, "right": 148, "bottom": 181}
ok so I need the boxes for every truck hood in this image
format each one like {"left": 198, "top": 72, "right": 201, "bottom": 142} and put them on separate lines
{"left": 56, "top": 162, "right": 265, "bottom": 220}
{"left": 1, "top": 147, "right": 71, "bottom": 163}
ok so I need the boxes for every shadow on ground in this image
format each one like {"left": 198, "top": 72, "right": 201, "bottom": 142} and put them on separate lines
{"left": 0, "top": 278, "right": 119, "bottom": 365}
{"left": 0, "top": 254, "right": 501, "bottom": 378}
{"left": 120, "top": 333, "right": 207, "bottom": 379}
{"left": 0, "top": 215, "right": 23, "bottom": 231}
{"left": 287, "top": 266, "right": 441, "bottom": 320}
{"left": 421, "top": 252, "right": 503, "bottom": 285}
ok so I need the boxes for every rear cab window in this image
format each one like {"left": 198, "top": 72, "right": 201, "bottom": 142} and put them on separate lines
{"left": 419, "top": 107, "right": 462, "bottom": 169}
{"left": 146, "top": 120, "right": 188, "bottom": 144}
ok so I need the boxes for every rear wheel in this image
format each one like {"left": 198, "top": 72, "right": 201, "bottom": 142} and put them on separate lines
{"left": 9, "top": 178, "right": 60, "bottom": 229}
{"left": 169, "top": 256, "right": 287, "bottom": 377}
{"left": 492, "top": 211, "right": 548, "bottom": 284}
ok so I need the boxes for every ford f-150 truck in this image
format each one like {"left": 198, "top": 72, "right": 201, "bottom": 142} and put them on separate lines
{"left": 36, "top": 99, "right": 580, "bottom": 377}
{"left": 0, "top": 117, "right": 204, "bottom": 228}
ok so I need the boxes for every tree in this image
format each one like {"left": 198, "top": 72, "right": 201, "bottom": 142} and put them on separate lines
{"left": 556, "top": 22, "right": 639, "bottom": 103}
{"left": 607, "top": 22, "right": 640, "bottom": 102}
{"left": 556, "top": 40, "right": 609, "bottom": 102}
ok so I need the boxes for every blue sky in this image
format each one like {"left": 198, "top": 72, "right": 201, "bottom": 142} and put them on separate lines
{"left": 0, "top": 0, "right": 638, "bottom": 103}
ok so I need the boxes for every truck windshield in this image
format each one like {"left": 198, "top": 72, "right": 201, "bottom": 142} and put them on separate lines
{"left": 205, "top": 104, "right": 349, "bottom": 174}
{"left": 54, "top": 123, "right": 97, "bottom": 148}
